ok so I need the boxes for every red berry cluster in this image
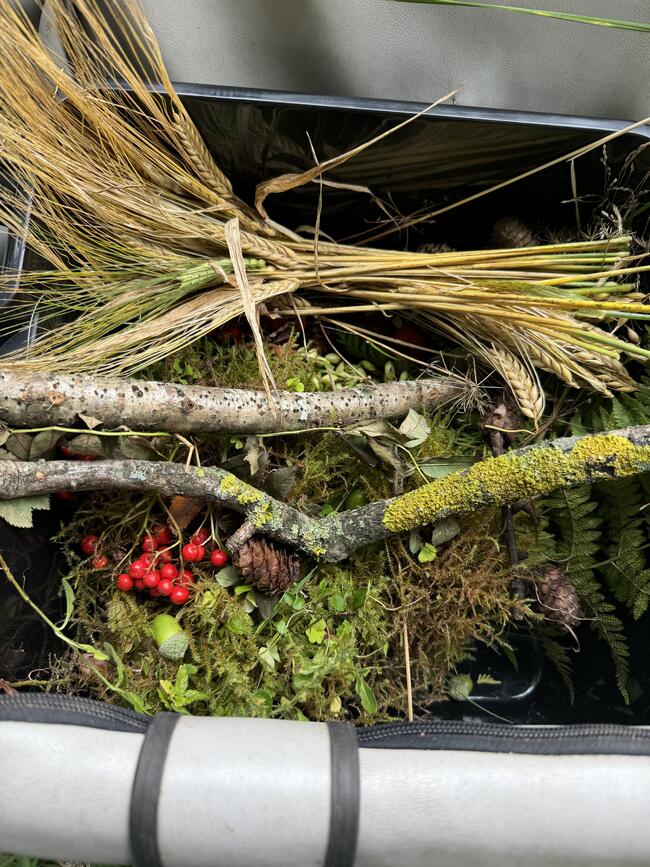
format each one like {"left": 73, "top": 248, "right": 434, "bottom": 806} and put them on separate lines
{"left": 82, "top": 525, "right": 229, "bottom": 608}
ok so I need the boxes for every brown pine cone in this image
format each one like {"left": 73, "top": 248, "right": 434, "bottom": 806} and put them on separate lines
{"left": 232, "top": 536, "right": 301, "bottom": 593}
{"left": 492, "top": 217, "right": 537, "bottom": 249}
{"left": 535, "top": 565, "right": 581, "bottom": 630}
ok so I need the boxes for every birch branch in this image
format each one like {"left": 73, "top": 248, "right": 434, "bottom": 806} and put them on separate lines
{"left": 1, "top": 426, "right": 649, "bottom": 562}
{"left": 0, "top": 370, "right": 464, "bottom": 434}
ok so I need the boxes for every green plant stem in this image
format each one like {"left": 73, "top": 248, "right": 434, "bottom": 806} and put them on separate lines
{"left": 381, "top": 0, "right": 650, "bottom": 31}
{"left": 0, "top": 553, "right": 109, "bottom": 660}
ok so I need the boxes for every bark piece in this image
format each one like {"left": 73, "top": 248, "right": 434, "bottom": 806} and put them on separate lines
{"left": 0, "top": 370, "right": 463, "bottom": 435}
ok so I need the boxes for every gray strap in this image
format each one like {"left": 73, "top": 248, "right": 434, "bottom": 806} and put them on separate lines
{"left": 130, "top": 712, "right": 180, "bottom": 867}
{"left": 324, "top": 721, "right": 360, "bottom": 867}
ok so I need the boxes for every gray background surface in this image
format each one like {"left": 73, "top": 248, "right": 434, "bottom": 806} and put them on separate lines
{"left": 24, "top": 1, "right": 650, "bottom": 120}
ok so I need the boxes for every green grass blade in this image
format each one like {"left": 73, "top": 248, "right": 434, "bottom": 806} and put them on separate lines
{"left": 385, "top": 0, "right": 650, "bottom": 31}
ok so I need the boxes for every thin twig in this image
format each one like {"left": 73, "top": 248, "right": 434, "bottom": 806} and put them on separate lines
{"left": 403, "top": 619, "right": 413, "bottom": 723}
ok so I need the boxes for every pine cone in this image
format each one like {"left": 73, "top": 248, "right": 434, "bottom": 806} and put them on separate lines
{"left": 417, "top": 242, "right": 455, "bottom": 254}
{"left": 492, "top": 217, "right": 537, "bottom": 249}
{"left": 232, "top": 536, "right": 301, "bottom": 593}
{"left": 535, "top": 565, "right": 581, "bottom": 630}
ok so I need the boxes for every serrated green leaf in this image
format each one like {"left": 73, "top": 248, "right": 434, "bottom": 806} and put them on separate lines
{"left": 476, "top": 673, "right": 501, "bottom": 686}
{"left": 0, "top": 495, "right": 50, "bottom": 529}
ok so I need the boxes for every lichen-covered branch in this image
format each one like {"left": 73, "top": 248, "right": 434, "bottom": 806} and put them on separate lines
{"left": 0, "top": 370, "right": 463, "bottom": 434}
{"left": 2, "top": 426, "right": 650, "bottom": 562}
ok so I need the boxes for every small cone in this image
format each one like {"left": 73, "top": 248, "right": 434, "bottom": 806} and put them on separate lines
{"left": 232, "top": 536, "right": 300, "bottom": 593}
{"left": 418, "top": 242, "right": 455, "bottom": 254}
{"left": 535, "top": 565, "right": 580, "bottom": 630}
{"left": 492, "top": 217, "right": 537, "bottom": 249}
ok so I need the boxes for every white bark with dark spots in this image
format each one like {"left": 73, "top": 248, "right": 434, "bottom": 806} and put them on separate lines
{"left": 0, "top": 370, "right": 463, "bottom": 434}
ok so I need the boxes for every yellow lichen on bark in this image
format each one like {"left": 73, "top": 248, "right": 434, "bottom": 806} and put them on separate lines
{"left": 382, "top": 434, "right": 650, "bottom": 533}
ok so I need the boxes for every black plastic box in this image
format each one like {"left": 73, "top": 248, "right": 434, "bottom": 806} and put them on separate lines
{"left": 1, "top": 85, "right": 649, "bottom": 723}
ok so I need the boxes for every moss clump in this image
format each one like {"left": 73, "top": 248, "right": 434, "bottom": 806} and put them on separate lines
{"left": 383, "top": 435, "right": 650, "bottom": 533}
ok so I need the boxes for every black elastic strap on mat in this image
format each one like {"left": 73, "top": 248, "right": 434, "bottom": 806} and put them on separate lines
{"left": 0, "top": 694, "right": 149, "bottom": 734}
{"left": 130, "top": 712, "right": 180, "bottom": 867}
{"left": 324, "top": 721, "right": 360, "bottom": 867}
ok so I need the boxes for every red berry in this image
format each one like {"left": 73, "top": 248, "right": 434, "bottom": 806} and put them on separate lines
{"left": 133, "top": 579, "right": 145, "bottom": 591}
{"left": 222, "top": 325, "right": 243, "bottom": 343}
{"left": 160, "top": 563, "right": 178, "bottom": 581}
{"left": 55, "top": 490, "right": 76, "bottom": 501}
{"left": 393, "top": 324, "right": 426, "bottom": 348}
{"left": 117, "top": 574, "right": 133, "bottom": 592}
{"left": 153, "top": 525, "right": 172, "bottom": 545}
{"left": 57, "top": 441, "right": 71, "bottom": 457}
{"left": 196, "top": 545, "right": 206, "bottom": 562}
{"left": 149, "top": 586, "right": 161, "bottom": 597}
{"left": 191, "top": 527, "right": 210, "bottom": 545}
{"left": 176, "top": 568, "right": 195, "bottom": 587}
{"left": 81, "top": 534, "right": 99, "bottom": 556}
{"left": 170, "top": 586, "right": 190, "bottom": 605}
{"left": 143, "top": 569, "right": 161, "bottom": 589}
{"left": 210, "top": 549, "right": 228, "bottom": 568}
{"left": 92, "top": 554, "right": 110, "bottom": 570}
{"left": 141, "top": 535, "right": 158, "bottom": 552}
{"left": 182, "top": 542, "right": 200, "bottom": 562}
{"left": 158, "top": 548, "right": 174, "bottom": 563}
{"left": 138, "top": 552, "right": 156, "bottom": 568}
{"left": 129, "top": 560, "right": 146, "bottom": 580}
{"left": 158, "top": 578, "right": 174, "bottom": 596}
{"left": 75, "top": 453, "right": 96, "bottom": 461}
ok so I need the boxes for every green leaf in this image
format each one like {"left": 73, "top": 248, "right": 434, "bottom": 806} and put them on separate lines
{"left": 329, "top": 593, "right": 347, "bottom": 613}
{"left": 264, "top": 466, "right": 298, "bottom": 500}
{"left": 384, "top": 0, "right": 650, "bottom": 31}
{"left": 286, "top": 377, "right": 305, "bottom": 392}
{"left": 417, "top": 542, "right": 437, "bottom": 563}
{"left": 6, "top": 432, "right": 33, "bottom": 460}
{"left": 274, "top": 619, "right": 289, "bottom": 635}
{"left": 430, "top": 516, "right": 461, "bottom": 546}
{"left": 215, "top": 565, "right": 240, "bottom": 587}
{"left": 29, "top": 430, "right": 60, "bottom": 460}
{"left": 418, "top": 456, "right": 476, "bottom": 479}
{"left": 398, "top": 408, "right": 431, "bottom": 448}
{"left": 0, "top": 495, "right": 50, "bottom": 529}
{"left": 448, "top": 673, "right": 473, "bottom": 700}
{"left": 68, "top": 433, "right": 104, "bottom": 458}
{"left": 351, "top": 586, "right": 369, "bottom": 610}
{"left": 60, "top": 577, "right": 75, "bottom": 630}
{"left": 115, "top": 435, "right": 157, "bottom": 460}
{"left": 355, "top": 676, "right": 378, "bottom": 715}
{"left": 306, "top": 619, "right": 327, "bottom": 644}
{"left": 408, "top": 529, "right": 423, "bottom": 554}
{"left": 259, "top": 644, "right": 280, "bottom": 670}
{"left": 476, "top": 673, "right": 501, "bottom": 686}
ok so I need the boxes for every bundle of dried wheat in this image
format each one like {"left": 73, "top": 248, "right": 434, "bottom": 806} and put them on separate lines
{"left": 0, "top": 0, "right": 648, "bottom": 424}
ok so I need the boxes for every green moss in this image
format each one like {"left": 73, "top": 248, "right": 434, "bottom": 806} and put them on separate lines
{"left": 384, "top": 434, "right": 650, "bottom": 533}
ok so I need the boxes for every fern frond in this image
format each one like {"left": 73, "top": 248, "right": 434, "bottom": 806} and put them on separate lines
{"left": 597, "top": 476, "right": 650, "bottom": 619}
{"left": 548, "top": 486, "right": 630, "bottom": 703}
{"left": 538, "top": 626, "right": 575, "bottom": 703}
